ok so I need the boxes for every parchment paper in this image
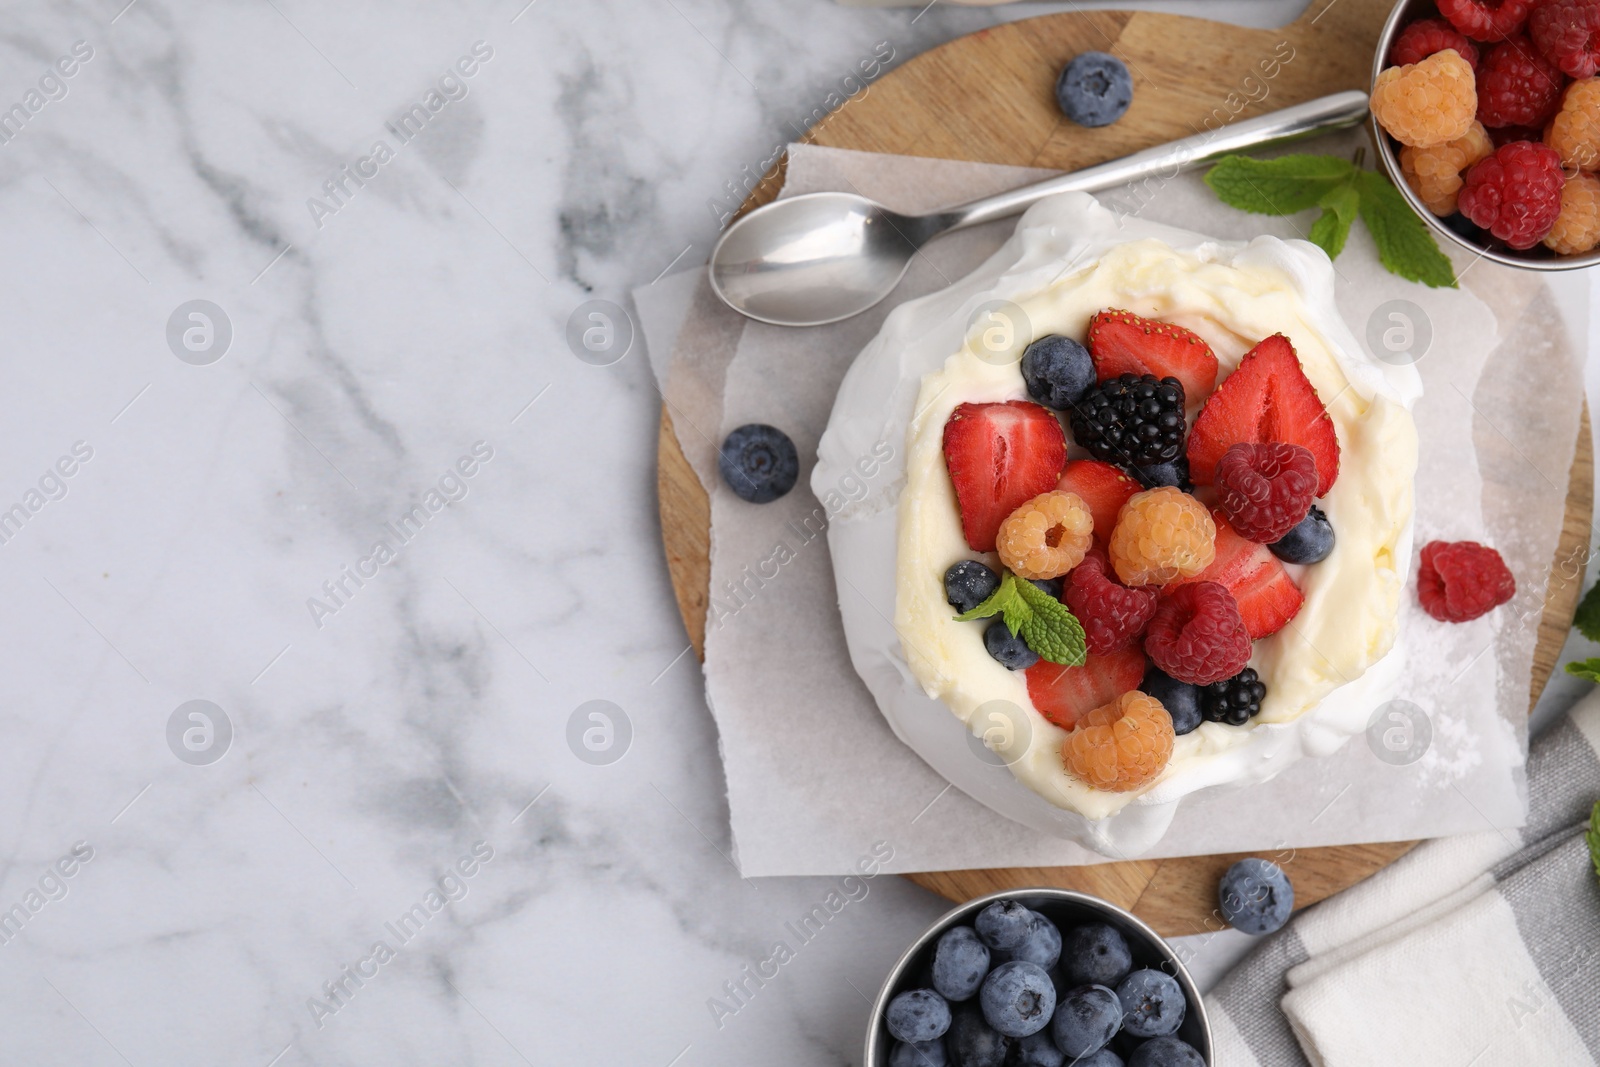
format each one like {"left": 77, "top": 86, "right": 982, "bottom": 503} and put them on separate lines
{"left": 640, "top": 135, "right": 1587, "bottom": 878}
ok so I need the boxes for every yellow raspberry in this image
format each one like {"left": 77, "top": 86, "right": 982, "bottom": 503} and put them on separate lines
{"left": 1545, "top": 173, "right": 1600, "bottom": 255}
{"left": 1546, "top": 78, "right": 1600, "bottom": 172}
{"left": 1107, "top": 487, "right": 1216, "bottom": 586}
{"left": 1371, "top": 51, "right": 1477, "bottom": 148}
{"left": 1400, "top": 121, "right": 1494, "bottom": 215}
{"left": 1061, "top": 690, "right": 1174, "bottom": 792}
{"left": 996, "top": 490, "right": 1094, "bottom": 580}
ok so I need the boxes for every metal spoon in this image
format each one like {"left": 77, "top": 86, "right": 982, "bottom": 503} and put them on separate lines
{"left": 708, "top": 90, "right": 1370, "bottom": 327}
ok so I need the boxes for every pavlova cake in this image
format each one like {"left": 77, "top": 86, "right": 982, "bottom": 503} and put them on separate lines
{"left": 813, "top": 192, "right": 1423, "bottom": 854}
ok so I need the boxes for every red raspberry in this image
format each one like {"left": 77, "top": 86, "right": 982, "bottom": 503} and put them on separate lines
{"left": 1531, "top": 0, "right": 1600, "bottom": 77}
{"left": 1214, "top": 442, "right": 1319, "bottom": 544}
{"left": 1458, "top": 141, "right": 1567, "bottom": 248}
{"left": 1144, "top": 582, "right": 1252, "bottom": 686}
{"left": 1439, "top": 0, "right": 1534, "bottom": 41}
{"left": 1476, "top": 36, "right": 1567, "bottom": 127}
{"left": 1417, "top": 540, "right": 1516, "bottom": 622}
{"left": 1392, "top": 18, "right": 1482, "bottom": 69}
{"left": 1064, "top": 548, "right": 1159, "bottom": 656}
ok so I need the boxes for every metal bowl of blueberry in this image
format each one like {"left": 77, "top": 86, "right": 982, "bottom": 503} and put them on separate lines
{"left": 866, "top": 888, "right": 1212, "bottom": 1067}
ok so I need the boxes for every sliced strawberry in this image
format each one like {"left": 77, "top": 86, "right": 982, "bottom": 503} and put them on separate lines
{"left": 1086, "top": 309, "right": 1219, "bottom": 402}
{"left": 1056, "top": 460, "right": 1140, "bottom": 546}
{"left": 1186, "top": 334, "right": 1340, "bottom": 496}
{"left": 1181, "top": 510, "right": 1304, "bottom": 638}
{"left": 943, "top": 401, "right": 1067, "bottom": 552}
{"left": 1025, "top": 647, "right": 1147, "bottom": 731}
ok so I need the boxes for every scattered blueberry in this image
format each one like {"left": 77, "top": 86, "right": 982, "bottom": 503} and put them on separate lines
{"left": 1269, "top": 505, "right": 1335, "bottom": 564}
{"left": 984, "top": 620, "right": 1039, "bottom": 670}
{"left": 1051, "top": 983, "right": 1123, "bottom": 1058}
{"left": 1115, "top": 969, "right": 1185, "bottom": 1038}
{"left": 886, "top": 988, "right": 952, "bottom": 1044}
{"left": 1074, "top": 1051, "right": 1126, "bottom": 1067}
{"left": 947, "top": 1002, "right": 1012, "bottom": 1067}
{"left": 1219, "top": 857, "right": 1295, "bottom": 935}
{"left": 1055, "top": 51, "right": 1134, "bottom": 128}
{"left": 1061, "top": 922, "right": 1133, "bottom": 987}
{"left": 932, "top": 925, "right": 991, "bottom": 1002}
{"left": 1128, "top": 1036, "right": 1205, "bottom": 1067}
{"left": 718, "top": 423, "right": 799, "bottom": 503}
{"left": 980, "top": 961, "right": 1057, "bottom": 1038}
{"left": 1201, "top": 668, "right": 1266, "bottom": 726}
{"left": 1013, "top": 1030, "right": 1066, "bottom": 1067}
{"left": 890, "top": 1038, "right": 949, "bottom": 1067}
{"left": 974, "top": 900, "right": 1034, "bottom": 952}
{"left": 1021, "top": 335, "right": 1096, "bottom": 410}
{"left": 1140, "top": 665, "right": 1202, "bottom": 736}
{"left": 1132, "top": 458, "right": 1193, "bottom": 492}
{"left": 946, "top": 560, "right": 1001, "bottom": 614}
{"left": 1030, "top": 577, "right": 1064, "bottom": 600}
{"left": 1006, "top": 913, "right": 1062, "bottom": 971}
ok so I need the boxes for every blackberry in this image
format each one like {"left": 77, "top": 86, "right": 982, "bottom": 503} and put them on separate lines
{"left": 1068, "top": 374, "right": 1185, "bottom": 469}
{"left": 1201, "top": 668, "right": 1266, "bottom": 726}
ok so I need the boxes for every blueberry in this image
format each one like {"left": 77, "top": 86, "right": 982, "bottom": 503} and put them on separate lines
{"left": 984, "top": 620, "right": 1038, "bottom": 670}
{"left": 1073, "top": 1051, "right": 1126, "bottom": 1067}
{"left": 886, "top": 988, "right": 951, "bottom": 1044}
{"left": 1115, "top": 969, "right": 1185, "bottom": 1038}
{"left": 1013, "top": 1030, "right": 1066, "bottom": 1067}
{"left": 946, "top": 560, "right": 1001, "bottom": 614}
{"left": 718, "top": 423, "right": 799, "bottom": 503}
{"left": 1021, "top": 335, "right": 1095, "bottom": 410}
{"left": 947, "top": 1002, "right": 1012, "bottom": 1067}
{"left": 1127, "top": 1036, "right": 1205, "bottom": 1067}
{"left": 1269, "top": 505, "right": 1335, "bottom": 564}
{"left": 1061, "top": 922, "right": 1133, "bottom": 987}
{"left": 1132, "top": 458, "right": 1192, "bottom": 492}
{"left": 979, "top": 961, "right": 1057, "bottom": 1038}
{"left": 1140, "top": 665, "right": 1202, "bottom": 736}
{"left": 1006, "top": 913, "right": 1062, "bottom": 971}
{"left": 932, "top": 925, "right": 991, "bottom": 1002}
{"left": 1055, "top": 51, "right": 1134, "bottom": 128}
{"left": 890, "top": 1038, "right": 949, "bottom": 1067}
{"left": 974, "top": 900, "right": 1034, "bottom": 951}
{"left": 1029, "top": 577, "right": 1063, "bottom": 600}
{"left": 1219, "top": 857, "right": 1295, "bottom": 935}
{"left": 1051, "top": 983, "right": 1122, "bottom": 1057}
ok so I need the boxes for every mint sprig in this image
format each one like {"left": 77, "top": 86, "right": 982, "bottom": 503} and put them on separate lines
{"left": 1565, "top": 658, "right": 1600, "bottom": 683}
{"left": 1588, "top": 801, "right": 1600, "bottom": 886}
{"left": 956, "top": 571, "right": 1087, "bottom": 667}
{"left": 1203, "top": 154, "right": 1457, "bottom": 289}
{"left": 1573, "top": 582, "right": 1600, "bottom": 642}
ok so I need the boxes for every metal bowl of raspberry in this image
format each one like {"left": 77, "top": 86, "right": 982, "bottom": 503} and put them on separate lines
{"left": 1370, "top": 0, "right": 1600, "bottom": 269}
{"left": 865, "top": 887, "right": 1213, "bottom": 1065}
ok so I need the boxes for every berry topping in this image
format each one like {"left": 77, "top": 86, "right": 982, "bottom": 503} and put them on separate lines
{"left": 1218, "top": 857, "right": 1295, "bottom": 935}
{"left": 946, "top": 560, "right": 1002, "bottom": 614}
{"left": 1060, "top": 690, "right": 1175, "bottom": 792}
{"left": 1546, "top": 171, "right": 1600, "bottom": 253}
{"left": 1370, "top": 50, "right": 1479, "bottom": 147}
{"left": 1068, "top": 373, "right": 1187, "bottom": 469}
{"left": 1547, "top": 77, "right": 1600, "bottom": 170}
{"left": 1056, "top": 460, "right": 1140, "bottom": 546}
{"left": 887, "top": 989, "right": 952, "bottom": 1044}
{"left": 1144, "top": 581, "right": 1252, "bottom": 686}
{"left": 1186, "top": 510, "right": 1305, "bottom": 638}
{"left": 1050, "top": 984, "right": 1121, "bottom": 1058}
{"left": 1392, "top": 18, "right": 1482, "bottom": 69}
{"left": 1476, "top": 36, "right": 1566, "bottom": 128}
{"left": 1417, "top": 539, "right": 1516, "bottom": 621}
{"left": 1214, "top": 441, "right": 1319, "bottom": 544}
{"left": 1140, "top": 664, "right": 1202, "bottom": 735}
{"left": 1085, "top": 309, "right": 1219, "bottom": 401}
{"left": 1201, "top": 667, "right": 1267, "bottom": 725}
{"left": 1438, "top": 0, "right": 1534, "bottom": 40}
{"left": 1400, "top": 120, "right": 1495, "bottom": 214}
{"left": 1021, "top": 334, "right": 1096, "bottom": 410}
{"left": 1064, "top": 548, "right": 1159, "bottom": 655}
{"left": 932, "top": 925, "right": 991, "bottom": 1002}
{"left": 997, "top": 491, "right": 1094, "bottom": 580}
{"left": 1270, "top": 504, "right": 1336, "bottom": 564}
{"left": 1107, "top": 487, "right": 1217, "bottom": 586}
{"left": 1061, "top": 922, "right": 1133, "bottom": 987}
{"left": 1115, "top": 969, "right": 1186, "bottom": 1038}
{"left": 1055, "top": 52, "right": 1134, "bottom": 128}
{"left": 1187, "top": 333, "right": 1340, "bottom": 496}
{"left": 1025, "top": 647, "right": 1147, "bottom": 731}
{"left": 943, "top": 401, "right": 1067, "bottom": 553}
{"left": 1531, "top": 0, "right": 1600, "bottom": 77}
{"left": 718, "top": 424, "right": 799, "bottom": 503}
{"left": 1458, "top": 141, "right": 1567, "bottom": 248}
{"left": 979, "top": 961, "right": 1056, "bottom": 1038}
{"left": 985, "top": 619, "right": 1040, "bottom": 671}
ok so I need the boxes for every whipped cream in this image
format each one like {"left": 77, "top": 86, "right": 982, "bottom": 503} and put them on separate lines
{"left": 813, "top": 192, "right": 1421, "bottom": 855}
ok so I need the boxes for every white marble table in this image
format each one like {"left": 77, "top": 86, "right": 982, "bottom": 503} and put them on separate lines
{"left": 0, "top": 1, "right": 1594, "bottom": 1064}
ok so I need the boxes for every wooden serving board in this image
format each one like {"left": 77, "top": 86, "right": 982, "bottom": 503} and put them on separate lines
{"left": 655, "top": 0, "right": 1596, "bottom": 936}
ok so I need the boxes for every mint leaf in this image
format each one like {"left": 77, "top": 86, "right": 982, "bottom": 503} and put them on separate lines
{"left": 1309, "top": 182, "right": 1360, "bottom": 260}
{"left": 955, "top": 573, "right": 1023, "bottom": 624}
{"left": 1012, "top": 576, "right": 1088, "bottom": 667}
{"left": 1355, "top": 170, "right": 1457, "bottom": 288}
{"left": 1564, "top": 658, "right": 1600, "bottom": 683}
{"left": 1588, "top": 801, "right": 1600, "bottom": 885}
{"left": 1203, "top": 154, "right": 1357, "bottom": 215}
{"left": 1574, "top": 582, "right": 1600, "bottom": 642}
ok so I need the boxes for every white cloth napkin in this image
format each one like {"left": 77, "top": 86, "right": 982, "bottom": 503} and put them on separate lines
{"left": 1206, "top": 689, "right": 1600, "bottom": 1065}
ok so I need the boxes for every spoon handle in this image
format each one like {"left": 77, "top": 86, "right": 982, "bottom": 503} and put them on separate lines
{"left": 932, "top": 90, "right": 1371, "bottom": 235}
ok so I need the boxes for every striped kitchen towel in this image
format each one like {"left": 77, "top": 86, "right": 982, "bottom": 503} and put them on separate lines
{"left": 1206, "top": 689, "right": 1600, "bottom": 1065}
